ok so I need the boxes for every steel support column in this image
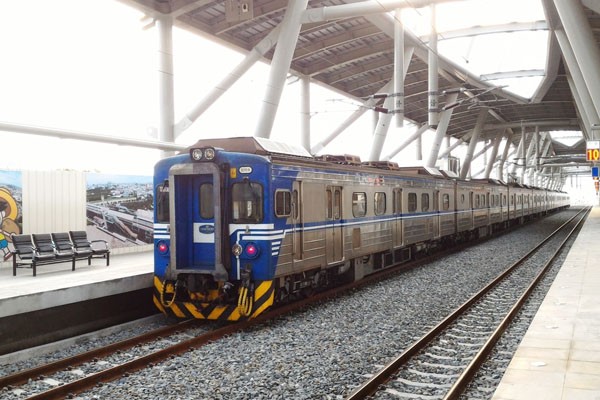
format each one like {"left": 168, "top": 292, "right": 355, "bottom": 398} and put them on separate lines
{"left": 394, "top": 8, "right": 404, "bottom": 127}
{"left": 428, "top": 4, "right": 439, "bottom": 127}
{"left": 368, "top": 46, "right": 415, "bottom": 161}
{"left": 175, "top": 26, "right": 280, "bottom": 136}
{"left": 459, "top": 109, "right": 487, "bottom": 179}
{"left": 554, "top": 0, "right": 600, "bottom": 121}
{"left": 300, "top": 75, "right": 311, "bottom": 151}
{"left": 426, "top": 92, "right": 458, "bottom": 167}
{"left": 498, "top": 131, "right": 513, "bottom": 180}
{"left": 157, "top": 16, "right": 175, "bottom": 157}
{"left": 382, "top": 124, "right": 429, "bottom": 161}
{"left": 255, "top": 0, "right": 309, "bottom": 138}
{"left": 484, "top": 135, "right": 502, "bottom": 179}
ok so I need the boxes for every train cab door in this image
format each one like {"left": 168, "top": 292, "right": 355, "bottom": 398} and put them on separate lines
{"left": 170, "top": 163, "right": 226, "bottom": 280}
{"left": 291, "top": 181, "right": 303, "bottom": 262}
{"left": 432, "top": 190, "right": 440, "bottom": 238}
{"left": 326, "top": 186, "right": 343, "bottom": 264}
{"left": 392, "top": 188, "right": 402, "bottom": 247}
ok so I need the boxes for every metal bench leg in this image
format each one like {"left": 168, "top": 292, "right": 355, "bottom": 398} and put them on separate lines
{"left": 33, "top": 261, "right": 36, "bottom": 277}
{"left": 72, "top": 256, "right": 76, "bottom": 271}
{"left": 106, "top": 253, "right": 110, "bottom": 266}
{"left": 12, "top": 256, "right": 16, "bottom": 276}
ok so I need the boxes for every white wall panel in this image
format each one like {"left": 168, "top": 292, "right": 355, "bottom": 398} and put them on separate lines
{"left": 22, "top": 170, "right": 86, "bottom": 234}
{"left": 20, "top": 170, "right": 150, "bottom": 256}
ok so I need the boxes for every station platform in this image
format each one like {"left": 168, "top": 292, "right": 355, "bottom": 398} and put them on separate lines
{"left": 0, "top": 249, "right": 153, "bottom": 318}
{"left": 0, "top": 249, "right": 154, "bottom": 354}
{"left": 493, "top": 206, "right": 600, "bottom": 399}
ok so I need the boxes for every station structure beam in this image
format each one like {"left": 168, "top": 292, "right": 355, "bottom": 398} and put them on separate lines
{"left": 426, "top": 92, "right": 459, "bottom": 168}
{"left": 382, "top": 124, "right": 429, "bottom": 161}
{"left": 554, "top": 28, "right": 600, "bottom": 139}
{"left": 175, "top": 26, "right": 281, "bottom": 137}
{"left": 484, "top": 135, "right": 502, "bottom": 179}
{"left": 255, "top": 0, "right": 309, "bottom": 138}
{"left": 368, "top": 46, "right": 414, "bottom": 161}
{"left": 157, "top": 15, "right": 175, "bottom": 157}
{"left": 459, "top": 109, "right": 487, "bottom": 179}
{"left": 553, "top": 0, "right": 600, "bottom": 131}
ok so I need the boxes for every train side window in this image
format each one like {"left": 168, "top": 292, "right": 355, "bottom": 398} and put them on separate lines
{"left": 421, "top": 193, "right": 429, "bottom": 212}
{"left": 393, "top": 189, "right": 402, "bottom": 214}
{"left": 374, "top": 192, "right": 386, "bottom": 215}
{"left": 442, "top": 193, "right": 450, "bottom": 211}
{"left": 199, "top": 183, "right": 214, "bottom": 219}
{"left": 274, "top": 190, "right": 291, "bottom": 217}
{"left": 474, "top": 195, "right": 480, "bottom": 208}
{"left": 352, "top": 192, "right": 367, "bottom": 217}
{"left": 232, "top": 181, "right": 263, "bottom": 223}
{"left": 460, "top": 194, "right": 465, "bottom": 205}
{"left": 408, "top": 193, "right": 417, "bottom": 212}
{"left": 156, "top": 182, "right": 170, "bottom": 223}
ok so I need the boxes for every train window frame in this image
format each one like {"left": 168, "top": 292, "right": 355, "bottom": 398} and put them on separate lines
{"left": 408, "top": 192, "right": 417, "bottom": 212}
{"left": 442, "top": 193, "right": 450, "bottom": 211}
{"left": 199, "top": 183, "right": 214, "bottom": 219}
{"left": 421, "top": 193, "right": 429, "bottom": 212}
{"left": 274, "top": 190, "right": 292, "bottom": 217}
{"left": 156, "top": 182, "right": 170, "bottom": 223}
{"left": 393, "top": 189, "right": 402, "bottom": 214}
{"left": 352, "top": 192, "right": 367, "bottom": 218}
{"left": 474, "top": 194, "right": 480, "bottom": 208}
{"left": 292, "top": 189, "right": 299, "bottom": 219}
{"left": 374, "top": 192, "right": 386, "bottom": 216}
{"left": 231, "top": 180, "right": 264, "bottom": 223}
{"left": 460, "top": 193, "right": 465, "bottom": 205}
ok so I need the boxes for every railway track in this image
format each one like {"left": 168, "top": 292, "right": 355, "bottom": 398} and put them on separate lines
{"left": 1, "top": 224, "right": 494, "bottom": 400}
{"left": 346, "top": 207, "right": 590, "bottom": 400}
{"left": 1, "top": 211, "right": 576, "bottom": 400}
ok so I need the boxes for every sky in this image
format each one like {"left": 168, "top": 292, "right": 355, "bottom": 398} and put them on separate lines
{"left": 1, "top": 0, "right": 594, "bottom": 202}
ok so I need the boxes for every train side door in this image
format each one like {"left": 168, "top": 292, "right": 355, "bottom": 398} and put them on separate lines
{"left": 291, "top": 181, "right": 303, "bottom": 262}
{"left": 326, "top": 186, "right": 343, "bottom": 264}
{"left": 392, "top": 188, "right": 402, "bottom": 247}
{"left": 433, "top": 190, "right": 440, "bottom": 238}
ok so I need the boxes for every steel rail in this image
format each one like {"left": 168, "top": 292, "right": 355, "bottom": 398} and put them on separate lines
{"left": 346, "top": 207, "right": 588, "bottom": 400}
{"left": 443, "top": 206, "right": 590, "bottom": 399}
{"left": 23, "top": 229, "right": 480, "bottom": 400}
{"left": 12, "top": 209, "right": 570, "bottom": 399}
{"left": 0, "top": 319, "right": 199, "bottom": 388}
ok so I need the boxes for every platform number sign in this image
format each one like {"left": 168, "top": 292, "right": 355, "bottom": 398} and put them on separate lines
{"left": 587, "top": 140, "right": 600, "bottom": 162}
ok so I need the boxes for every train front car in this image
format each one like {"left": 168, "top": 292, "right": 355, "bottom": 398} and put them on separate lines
{"left": 152, "top": 140, "right": 276, "bottom": 321}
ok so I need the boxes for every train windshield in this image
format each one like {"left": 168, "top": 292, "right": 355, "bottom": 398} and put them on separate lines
{"left": 156, "top": 182, "right": 170, "bottom": 223}
{"left": 231, "top": 181, "right": 263, "bottom": 223}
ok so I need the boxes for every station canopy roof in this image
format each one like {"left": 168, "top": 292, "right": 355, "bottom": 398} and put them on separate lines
{"left": 122, "top": 0, "right": 600, "bottom": 168}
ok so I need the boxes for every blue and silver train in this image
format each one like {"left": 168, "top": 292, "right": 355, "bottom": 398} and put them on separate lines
{"left": 153, "top": 137, "right": 569, "bottom": 321}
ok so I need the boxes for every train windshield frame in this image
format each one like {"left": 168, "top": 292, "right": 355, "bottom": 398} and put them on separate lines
{"left": 156, "top": 182, "right": 170, "bottom": 223}
{"left": 231, "top": 181, "right": 263, "bottom": 223}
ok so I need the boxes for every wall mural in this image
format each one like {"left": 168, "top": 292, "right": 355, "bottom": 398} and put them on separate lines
{"left": 0, "top": 170, "right": 23, "bottom": 260}
{"left": 86, "top": 173, "right": 153, "bottom": 249}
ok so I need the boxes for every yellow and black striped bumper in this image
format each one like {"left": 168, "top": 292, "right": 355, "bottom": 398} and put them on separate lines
{"left": 153, "top": 276, "right": 274, "bottom": 321}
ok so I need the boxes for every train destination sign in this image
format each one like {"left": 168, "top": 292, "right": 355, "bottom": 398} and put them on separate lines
{"left": 587, "top": 140, "right": 600, "bottom": 162}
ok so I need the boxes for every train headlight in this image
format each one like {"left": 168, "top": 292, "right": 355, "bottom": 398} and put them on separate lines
{"left": 232, "top": 243, "right": 243, "bottom": 257}
{"left": 157, "top": 241, "right": 169, "bottom": 255}
{"left": 191, "top": 148, "right": 203, "bottom": 161}
{"left": 190, "top": 147, "right": 216, "bottom": 162}
{"left": 203, "top": 147, "right": 215, "bottom": 160}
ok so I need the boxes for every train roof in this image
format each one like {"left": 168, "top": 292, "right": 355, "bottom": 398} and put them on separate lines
{"left": 185, "top": 137, "right": 312, "bottom": 158}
